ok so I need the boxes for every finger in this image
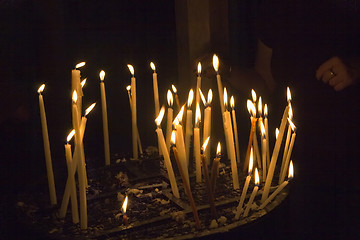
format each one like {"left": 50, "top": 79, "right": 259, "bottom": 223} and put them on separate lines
{"left": 322, "top": 70, "right": 336, "bottom": 84}
{"left": 329, "top": 75, "right": 340, "bottom": 87}
{"left": 316, "top": 57, "right": 339, "bottom": 80}
{"left": 334, "top": 81, "right": 348, "bottom": 91}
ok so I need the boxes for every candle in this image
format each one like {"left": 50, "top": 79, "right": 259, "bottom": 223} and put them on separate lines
{"left": 230, "top": 96, "right": 241, "bottom": 165}
{"left": 99, "top": 70, "right": 111, "bottom": 165}
{"left": 260, "top": 122, "right": 267, "bottom": 182}
{"left": 166, "top": 90, "right": 174, "bottom": 153}
{"left": 128, "top": 64, "right": 138, "bottom": 159}
{"left": 194, "top": 103, "right": 202, "bottom": 182}
{"left": 243, "top": 168, "right": 260, "bottom": 217}
{"left": 279, "top": 119, "right": 296, "bottom": 184}
{"left": 37, "top": 84, "right": 57, "bottom": 205}
{"left": 195, "top": 62, "right": 202, "bottom": 112}
{"left": 264, "top": 104, "right": 270, "bottom": 169}
{"left": 64, "top": 130, "right": 79, "bottom": 223}
{"left": 172, "top": 84, "right": 181, "bottom": 111}
{"left": 72, "top": 62, "right": 85, "bottom": 118}
{"left": 261, "top": 104, "right": 289, "bottom": 203}
{"left": 259, "top": 161, "right": 294, "bottom": 209}
{"left": 243, "top": 100, "right": 257, "bottom": 171}
{"left": 213, "top": 54, "right": 225, "bottom": 114}
{"left": 185, "top": 89, "right": 194, "bottom": 167}
{"left": 235, "top": 147, "right": 254, "bottom": 219}
{"left": 210, "top": 142, "right": 221, "bottom": 194}
{"left": 155, "top": 106, "right": 180, "bottom": 198}
{"left": 126, "top": 86, "right": 143, "bottom": 155}
{"left": 279, "top": 103, "right": 293, "bottom": 183}
{"left": 251, "top": 91, "right": 261, "bottom": 169}
{"left": 201, "top": 137, "right": 217, "bottom": 217}
{"left": 258, "top": 97, "right": 264, "bottom": 168}
{"left": 202, "top": 89, "right": 213, "bottom": 161}
{"left": 173, "top": 106, "right": 189, "bottom": 183}
{"left": 121, "top": 196, "right": 129, "bottom": 225}
{"left": 171, "top": 131, "right": 201, "bottom": 229}
{"left": 150, "top": 62, "right": 160, "bottom": 117}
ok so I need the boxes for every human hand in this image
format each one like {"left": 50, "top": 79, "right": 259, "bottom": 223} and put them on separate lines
{"left": 316, "top": 56, "right": 358, "bottom": 91}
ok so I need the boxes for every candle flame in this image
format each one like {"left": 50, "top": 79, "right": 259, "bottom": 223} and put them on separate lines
{"left": 99, "top": 70, "right": 105, "bottom": 81}
{"left": 127, "top": 64, "right": 135, "bottom": 76}
{"left": 254, "top": 168, "right": 260, "bottom": 185}
{"left": 249, "top": 147, "right": 254, "bottom": 174}
{"left": 155, "top": 106, "right": 165, "bottom": 126}
{"left": 150, "top": 62, "right": 156, "bottom": 71}
{"left": 216, "top": 142, "right": 221, "bottom": 157}
{"left": 230, "top": 96, "right": 235, "bottom": 109}
{"left": 67, "top": 129, "right": 75, "bottom": 142}
{"left": 260, "top": 121, "right": 266, "bottom": 138}
{"left": 75, "top": 62, "right": 86, "bottom": 69}
{"left": 287, "top": 87, "right": 292, "bottom": 103}
{"left": 172, "top": 118, "right": 179, "bottom": 129}
{"left": 85, "top": 103, "right": 96, "bottom": 116}
{"left": 72, "top": 91, "right": 78, "bottom": 103}
{"left": 195, "top": 103, "right": 201, "bottom": 126}
{"left": 251, "top": 89, "right": 257, "bottom": 103}
{"left": 224, "top": 88, "right": 228, "bottom": 108}
{"left": 275, "top": 128, "right": 279, "bottom": 139}
{"left": 288, "top": 161, "right": 294, "bottom": 179}
{"left": 171, "top": 84, "right": 177, "bottom": 94}
{"left": 202, "top": 136, "right": 210, "bottom": 151}
{"left": 247, "top": 100, "right": 256, "bottom": 117}
{"left": 197, "top": 62, "right": 202, "bottom": 74}
{"left": 258, "top": 97, "right": 263, "bottom": 116}
{"left": 171, "top": 130, "right": 176, "bottom": 145}
{"left": 187, "top": 89, "right": 194, "bottom": 108}
{"left": 37, "top": 84, "right": 45, "bottom": 93}
{"left": 167, "top": 90, "right": 173, "bottom": 107}
{"left": 207, "top": 89, "right": 213, "bottom": 104}
{"left": 288, "top": 118, "right": 296, "bottom": 132}
{"left": 199, "top": 88, "right": 206, "bottom": 106}
{"left": 122, "top": 195, "right": 128, "bottom": 213}
{"left": 175, "top": 105, "right": 185, "bottom": 123}
{"left": 126, "top": 85, "right": 131, "bottom": 91}
{"left": 212, "top": 54, "right": 219, "bottom": 72}
{"left": 81, "top": 78, "right": 87, "bottom": 88}
{"left": 264, "top": 104, "right": 268, "bottom": 118}
{"left": 288, "top": 103, "right": 293, "bottom": 120}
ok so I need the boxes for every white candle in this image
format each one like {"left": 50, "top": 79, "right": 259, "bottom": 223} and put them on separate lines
{"left": 128, "top": 65, "right": 138, "bottom": 159}
{"left": 172, "top": 84, "right": 181, "bottom": 111}
{"left": 210, "top": 142, "right": 221, "bottom": 193}
{"left": 264, "top": 104, "right": 270, "bottom": 170}
{"left": 230, "top": 96, "right": 241, "bottom": 165}
{"left": 37, "top": 84, "right": 57, "bottom": 206}
{"left": 194, "top": 103, "right": 202, "bottom": 182}
{"left": 155, "top": 107, "right": 180, "bottom": 198}
{"left": 260, "top": 161, "right": 294, "bottom": 209}
{"left": 244, "top": 100, "right": 257, "bottom": 172}
{"left": 279, "top": 119, "right": 296, "bottom": 184}
{"left": 203, "top": 89, "right": 213, "bottom": 161}
{"left": 243, "top": 168, "right": 260, "bottom": 217}
{"left": 213, "top": 54, "right": 225, "bottom": 114}
{"left": 99, "top": 70, "right": 111, "bottom": 165}
{"left": 279, "top": 104, "right": 293, "bottom": 183}
{"left": 235, "top": 147, "right": 254, "bottom": 219}
{"left": 126, "top": 86, "right": 143, "bottom": 155}
{"left": 195, "top": 62, "right": 202, "bottom": 111}
{"left": 185, "top": 89, "right": 194, "bottom": 167}
{"left": 166, "top": 90, "right": 174, "bottom": 153}
{"left": 260, "top": 122, "right": 267, "bottom": 182}
{"left": 150, "top": 62, "right": 160, "bottom": 117}
{"left": 261, "top": 105, "right": 289, "bottom": 203}
{"left": 72, "top": 62, "right": 85, "bottom": 118}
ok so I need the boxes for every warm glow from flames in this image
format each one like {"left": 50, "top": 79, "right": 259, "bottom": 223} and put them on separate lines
{"left": 212, "top": 54, "right": 219, "bottom": 72}
{"left": 75, "top": 62, "right": 86, "bottom": 69}
{"left": 216, "top": 142, "right": 221, "bottom": 156}
{"left": 254, "top": 168, "right": 260, "bottom": 185}
{"left": 72, "top": 91, "right": 78, "bottom": 103}
{"left": 171, "top": 130, "right": 176, "bottom": 145}
{"left": 288, "top": 118, "right": 296, "bottom": 132}
{"left": 126, "top": 85, "right": 131, "bottom": 91}
{"left": 167, "top": 90, "right": 173, "bottom": 107}
{"left": 264, "top": 104, "right": 268, "bottom": 118}
{"left": 258, "top": 97, "right": 263, "bottom": 116}
{"left": 207, "top": 89, "right": 213, "bottom": 104}
{"left": 155, "top": 106, "right": 165, "bottom": 126}
{"left": 275, "top": 128, "right": 279, "bottom": 139}
{"left": 85, "top": 103, "right": 96, "bottom": 116}
{"left": 247, "top": 100, "right": 256, "bottom": 117}
{"left": 289, "top": 103, "right": 293, "bottom": 120}
{"left": 249, "top": 147, "right": 254, "bottom": 174}
{"left": 195, "top": 103, "right": 201, "bottom": 126}
{"left": 199, "top": 89, "right": 206, "bottom": 106}
{"left": 287, "top": 87, "right": 292, "bottom": 102}
{"left": 67, "top": 129, "right": 75, "bottom": 142}
{"left": 202, "top": 137, "right": 210, "bottom": 151}
{"left": 127, "top": 64, "right": 135, "bottom": 76}
{"left": 288, "top": 161, "right": 294, "bottom": 179}
{"left": 260, "top": 121, "right": 266, "bottom": 138}
{"left": 38, "top": 84, "right": 45, "bottom": 93}
{"left": 175, "top": 105, "right": 185, "bottom": 123}
{"left": 122, "top": 196, "right": 128, "bottom": 213}
{"left": 81, "top": 78, "right": 87, "bottom": 88}
{"left": 171, "top": 84, "right": 177, "bottom": 94}
{"left": 224, "top": 88, "right": 228, "bottom": 108}
{"left": 187, "top": 89, "right": 194, "bottom": 108}
{"left": 99, "top": 70, "right": 105, "bottom": 81}
{"left": 230, "top": 96, "right": 235, "bottom": 109}
{"left": 197, "top": 62, "right": 202, "bottom": 74}
{"left": 251, "top": 89, "right": 257, "bottom": 103}
{"left": 150, "top": 62, "right": 156, "bottom": 71}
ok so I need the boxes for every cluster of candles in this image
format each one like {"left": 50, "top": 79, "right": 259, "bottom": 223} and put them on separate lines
{"left": 37, "top": 54, "right": 296, "bottom": 230}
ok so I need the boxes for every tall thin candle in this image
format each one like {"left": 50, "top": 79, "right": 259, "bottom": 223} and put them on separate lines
{"left": 202, "top": 89, "right": 213, "bottom": 160}
{"left": 185, "top": 89, "right": 194, "bottom": 167}
{"left": 279, "top": 119, "right": 296, "bottom": 184}
{"left": 244, "top": 100, "right": 257, "bottom": 171}
{"left": 210, "top": 142, "right": 221, "bottom": 194}
{"left": 195, "top": 62, "right": 202, "bottom": 112}
{"left": 230, "top": 96, "right": 241, "bottom": 164}
{"left": 128, "top": 65, "right": 138, "bottom": 159}
{"left": 166, "top": 90, "right": 174, "bottom": 153}
{"left": 99, "top": 70, "right": 111, "bottom": 165}
{"left": 194, "top": 103, "right": 202, "bottom": 182}
{"left": 150, "top": 62, "right": 160, "bottom": 117}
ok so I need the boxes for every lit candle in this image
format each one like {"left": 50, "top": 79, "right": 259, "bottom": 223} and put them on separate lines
{"left": 194, "top": 103, "right": 202, "bottom": 182}
{"left": 235, "top": 147, "right": 254, "bottom": 219}
{"left": 260, "top": 122, "right": 267, "bottom": 182}
{"left": 155, "top": 106, "right": 180, "bottom": 198}
{"left": 213, "top": 54, "right": 225, "bottom": 114}
{"left": 259, "top": 161, "right": 294, "bottom": 209}
{"left": 37, "top": 84, "right": 57, "bottom": 205}
{"left": 126, "top": 86, "right": 143, "bottom": 155}
{"left": 243, "top": 168, "right": 260, "bottom": 217}
{"left": 166, "top": 90, "right": 174, "bottom": 153}
{"left": 99, "top": 70, "right": 111, "bottom": 165}
{"left": 150, "top": 62, "right": 160, "bottom": 117}
{"left": 121, "top": 196, "right": 129, "bottom": 225}
{"left": 244, "top": 100, "right": 257, "bottom": 172}
{"left": 279, "top": 119, "right": 296, "bottom": 184}
{"left": 185, "top": 89, "right": 194, "bottom": 167}
{"left": 128, "top": 64, "right": 138, "bottom": 159}
{"left": 201, "top": 137, "right": 217, "bottom": 217}
{"left": 251, "top": 90, "right": 261, "bottom": 169}
{"left": 210, "top": 142, "right": 221, "bottom": 194}
{"left": 223, "top": 88, "right": 240, "bottom": 189}
{"left": 261, "top": 103, "right": 289, "bottom": 203}
{"left": 72, "top": 62, "right": 85, "bottom": 118}
{"left": 279, "top": 102, "right": 293, "bottom": 183}
{"left": 264, "top": 104, "right": 270, "bottom": 169}
{"left": 171, "top": 131, "right": 201, "bottom": 229}
{"left": 202, "top": 89, "right": 213, "bottom": 161}
{"left": 230, "top": 96, "right": 241, "bottom": 164}
{"left": 172, "top": 84, "right": 181, "bottom": 111}
{"left": 80, "top": 78, "right": 87, "bottom": 89}
{"left": 195, "top": 62, "right": 202, "bottom": 112}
